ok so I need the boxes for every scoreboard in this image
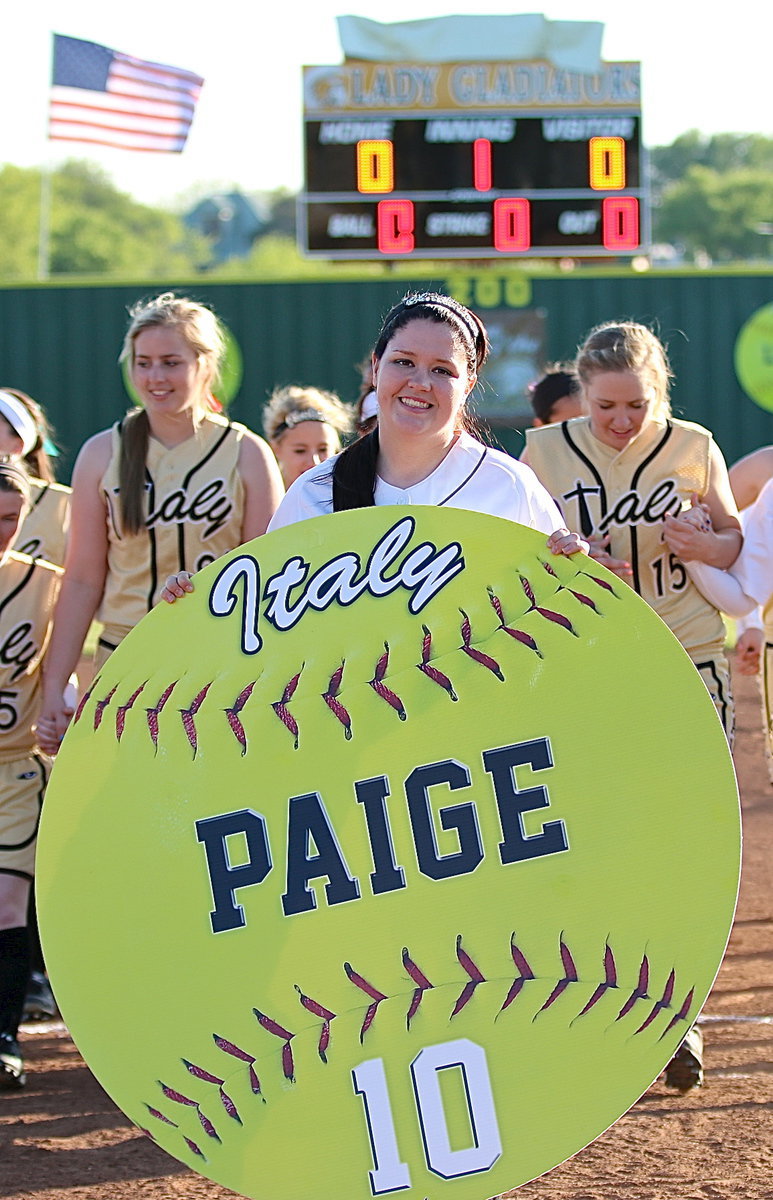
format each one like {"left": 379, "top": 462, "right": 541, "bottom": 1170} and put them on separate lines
{"left": 299, "top": 60, "right": 650, "bottom": 260}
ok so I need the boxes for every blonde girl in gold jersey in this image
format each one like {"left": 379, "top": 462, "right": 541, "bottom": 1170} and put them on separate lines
{"left": 0, "top": 460, "right": 62, "bottom": 1087}
{"left": 524, "top": 322, "right": 742, "bottom": 1094}
{"left": 37, "top": 293, "right": 284, "bottom": 753}
{"left": 0, "top": 388, "right": 72, "bottom": 1024}
{"left": 524, "top": 321, "right": 741, "bottom": 731}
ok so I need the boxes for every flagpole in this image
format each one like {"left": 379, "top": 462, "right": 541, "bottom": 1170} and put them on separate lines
{"left": 37, "top": 162, "right": 52, "bottom": 281}
{"left": 38, "top": 33, "right": 55, "bottom": 281}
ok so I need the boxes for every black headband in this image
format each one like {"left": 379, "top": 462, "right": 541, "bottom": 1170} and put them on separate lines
{"left": 395, "top": 293, "right": 480, "bottom": 348}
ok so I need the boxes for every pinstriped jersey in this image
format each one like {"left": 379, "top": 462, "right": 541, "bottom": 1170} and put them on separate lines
{"left": 732, "top": 478, "right": 773, "bottom": 641}
{"left": 525, "top": 415, "right": 726, "bottom": 656}
{"left": 98, "top": 413, "right": 246, "bottom": 641}
{"left": 0, "top": 551, "right": 61, "bottom": 762}
{"left": 17, "top": 478, "right": 72, "bottom": 567}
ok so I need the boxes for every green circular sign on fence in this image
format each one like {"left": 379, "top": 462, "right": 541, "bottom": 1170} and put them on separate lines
{"left": 734, "top": 302, "right": 773, "bottom": 412}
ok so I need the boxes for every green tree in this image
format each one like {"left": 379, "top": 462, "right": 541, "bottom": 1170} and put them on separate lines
{"left": 0, "top": 160, "right": 208, "bottom": 280}
{"left": 654, "top": 163, "right": 773, "bottom": 262}
{"left": 650, "top": 131, "right": 773, "bottom": 262}
{"left": 651, "top": 130, "right": 773, "bottom": 189}
{"left": 0, "top": 165, "right": 46, "bottom": 278}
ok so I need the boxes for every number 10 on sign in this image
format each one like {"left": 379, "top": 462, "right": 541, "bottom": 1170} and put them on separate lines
{"left": 353, "top": 1038, "right": 503, "bottom": 1193}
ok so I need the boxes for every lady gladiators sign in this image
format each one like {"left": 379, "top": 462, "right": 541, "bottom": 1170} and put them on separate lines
{"left": 37, "top": 508, "right": 739, "bottom": 1200}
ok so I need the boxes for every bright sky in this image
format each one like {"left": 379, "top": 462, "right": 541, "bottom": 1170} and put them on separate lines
{"left": 6, "top": 2, "right": 772, "bottom": 207}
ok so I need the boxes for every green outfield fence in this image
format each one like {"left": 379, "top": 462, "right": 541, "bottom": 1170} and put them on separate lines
{"left": 0, "top": 268, "right": 770, "bottom": 478}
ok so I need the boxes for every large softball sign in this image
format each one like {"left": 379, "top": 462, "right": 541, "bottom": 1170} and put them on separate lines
{"left": 37, "top": 509, "right": 740, "bottom": 1197}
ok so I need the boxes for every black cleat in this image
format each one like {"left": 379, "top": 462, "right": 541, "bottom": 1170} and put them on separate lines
{"left": 0, "top": 1034, "right": 26, "bottom": 1090}
{"left": 23, "top": 971, "right": 58, "bottom": 1022}
{"left": 665, "top": 1025, "right": 704, "bottom": 1092}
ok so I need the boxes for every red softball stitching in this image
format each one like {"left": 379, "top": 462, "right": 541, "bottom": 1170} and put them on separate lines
{"left": 344, "top": 961, "right": 388, "bottom": 1042}
{"left": 579, "top": 569, "right": 620, "bottom": 597}
{"left": 323, "top": 663, "right": 353, "bottom": 739}
{"left": 225, "top": 682, "right": 256, "bottom": 755}
{"left": 73, "top": 676, "right": 100, "bottom": 725}
{"left": 115, "top": 682, "right": 147, "bottom": 742}
{"left": 634, "top": 968, "right": 677, "bottom": 1035}
{"left": 254, "top": 1008, "right": 296, "bottom": 1081}
{"left": 488, "top": 589, "right": 543, "bottom": 658}
{"left": 403, "top": 947, "right": 434, "bottom": 1028}
{"left": 540, "top": 559, "right": 603, "bottom": 615}
{"left": 575, "top": 941, "right": 618, "bottom": 1019}
{"left": 142, "top": 935, "right": 695, "bottom": 1148}
{"left": 295, "top": 984, "right": 336, "bottom": 1062}
{"left": 145, "top": 1104, "right": 177, "bottom": 1127}
{"left": 146, "top": 682, "right": 178, "bottom": 752}
{"left": 158, "top": 1081, "right": 221, "bottom": 1142}
{"left": 182, "top": 1059, "right": 242, "bottom": 1124}
{"left": 535, "top": 935, "right": 579, "bottom": 1018}
{"left": 213, "top": 1034, "right": 263, "bottom": 1098}
{"left": 660, "top": 988, "right": 695, "bottom": 1040}
{"left": 459, "top": 610, "right": 504, "bottom": 679}
{"left": 272, "top": 669, "right": 302, "bottom": 748}
{"left": 93, "top": 685, "right": 118, "bottom": 731}
{"left": 418, "top": 625, "right": 458, "bottom": 700}
{"left": 452, "top": 936, "right": 486, "bottom": 1016}
{"left": 370, "top": 643, "right": 407, "bottom": 720}
{"left": 180, "top": 684, "right": 212, "bottom": 757}
{"left": 616, "top": 954, "right": 650, "bottom": 1021}
{"left": 520, "top": 574, "right": 579, "bottom": 637}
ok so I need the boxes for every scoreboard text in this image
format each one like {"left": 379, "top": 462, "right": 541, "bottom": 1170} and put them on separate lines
{"left": 299, "top": 61, "right": 649, "bottom": 260}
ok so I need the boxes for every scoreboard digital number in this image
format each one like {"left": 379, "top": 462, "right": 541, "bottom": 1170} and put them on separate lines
{"left": 299, "top": 61, "right": 649, "bottom": 260}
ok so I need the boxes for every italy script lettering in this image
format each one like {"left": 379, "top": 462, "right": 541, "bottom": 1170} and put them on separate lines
{"left": 208, "top": 517, "right": 465, "bottom": 655}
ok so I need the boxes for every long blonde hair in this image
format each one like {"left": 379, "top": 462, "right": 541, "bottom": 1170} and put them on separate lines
{"left": 575, "top": 322, "right": 673, "bottom": 421}
{"left": 117, "top": 294, "right": 226, "bottom": 534}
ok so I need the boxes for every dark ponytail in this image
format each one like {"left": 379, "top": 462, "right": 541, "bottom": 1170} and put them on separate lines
{"left": 332, "top": 428, "right": 380, "bottom": 512}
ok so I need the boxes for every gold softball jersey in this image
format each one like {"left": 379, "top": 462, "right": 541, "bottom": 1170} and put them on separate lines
{"left": 97, "top": 414, "right": 247, "bottom": 653}
{"left": 17, "top": 478, "right": 71, "bottom": 566}
{"left": 0, "top": 553, "right": 61, "bottom": 762}
{"left": 526, "top": 416, "right": 733, "bottom": 738}
{"left": 0, "top": 553, "right": 60, "bottom": 877}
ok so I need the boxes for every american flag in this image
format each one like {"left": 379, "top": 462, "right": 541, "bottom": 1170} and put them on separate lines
{"left": 49, "top": 34, "right": 204, "bottom": 153}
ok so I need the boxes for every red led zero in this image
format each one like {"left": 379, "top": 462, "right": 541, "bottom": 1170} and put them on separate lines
{"left": 473, "top": 139, "right": 493, "bottom": 191}
{"left": 377, "top": 199, "right": 415, "bottom": 254}
{"left": 493, "top": 198, "right": 531, "bottom": 251}
{"left": 602, "top": 197, "right": 639, "bottom": 250}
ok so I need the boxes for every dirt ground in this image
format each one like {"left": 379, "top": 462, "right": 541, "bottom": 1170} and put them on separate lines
{"left": 1, "top": 659, "right": 771, "bottom": 1200}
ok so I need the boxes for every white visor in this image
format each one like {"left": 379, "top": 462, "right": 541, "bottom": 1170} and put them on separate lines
{"left": 0, "top": 391, "right": 37, "bottom": 457}
{"left": 360, "top": 389, "right": 378, "bottom": 421}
